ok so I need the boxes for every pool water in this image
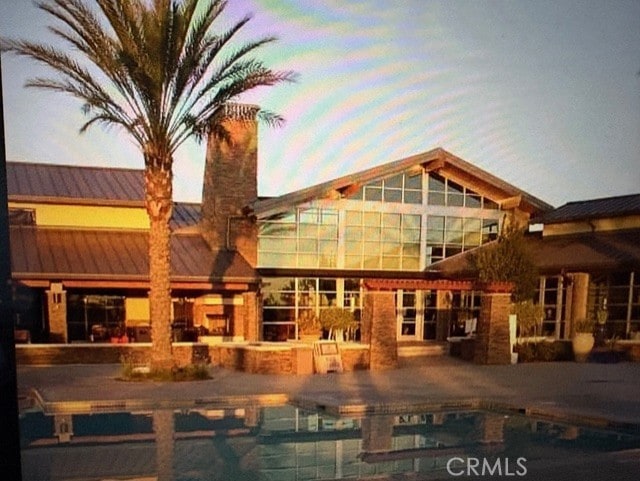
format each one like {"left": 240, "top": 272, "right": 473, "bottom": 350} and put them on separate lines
{"left": 19, "top": 404, "right": 640, "bottom": 480}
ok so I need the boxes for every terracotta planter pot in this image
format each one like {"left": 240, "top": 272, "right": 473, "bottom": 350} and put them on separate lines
{"left": 572, "top": 333, "right": 594, "bottom": 362}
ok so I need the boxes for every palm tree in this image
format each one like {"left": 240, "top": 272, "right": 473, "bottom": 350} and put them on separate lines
{"left": 1, "top": 0, "right": 294, "bottom": 370}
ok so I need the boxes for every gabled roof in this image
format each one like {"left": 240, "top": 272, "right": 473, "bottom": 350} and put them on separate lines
{"left": 252, "top": 148, "right": 553, "bottom": 218}
{"left": 535, "top": 193, "right": 640, "bottom": 225}
{"left": 7, "top": 161, "right": 144, "bottom": 205}
{"left": 430, "top": 229, "right": 640, "bottom": 276}
{"left": 10, "top": 226, "right": 257, "bottom": 285}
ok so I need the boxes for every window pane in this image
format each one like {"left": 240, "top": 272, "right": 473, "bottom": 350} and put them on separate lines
{"left": 318, "top": 241, "right": 338, "bottom": 257}
{"left": 404, "top": 214, "right": 421, "bottom": 229}
{"left": 445, "top": 246, "right": 463, "bottom": 257}
{"left": 383, "top": 213, "right": 401, "bottom": 227}
{"left": 405, "top": 173, "right": 422, "bottom": 190}
{"left": 320, "top": 210, "right": 338, "bottom": 224}
{"left": 403, "top": 243, "right": 420, "bottom": 257}
{"left": 448, "top": 180, "right": 464, "bottom": 195}
{"left": 345, "top": 226, "right": 363, "bottom": 241}
{"left": 382, "top": 228, "right": 401, "bottom": 242}
{"left": 448, "top": 193, "right": 464, "bottom": 206}
{"left": 445, "top": 230, "right": 464, "bottom": 244}
{"left": 298, "top": 254, "right": 317, "bottom": 267}
{"left": 402, "top": 256, "right": 420, "bottom": 270}
{"left": 403, "top": 190, "right": 422, "bottom": 204}
{"left": 426, "top": 230, "right": 444, "bottom": 243}
{"left": 364, "top": 226, "right": 381, "bottom": 240}
{"left": 363, "top": 242, "right": 381, "bottom": 255}
{"left": 364, "top": 187, "right": 382, "bottom": 201}
{"left": 259, "top": 252, "right": 295, "bottom": 267}
{"left": 363, "top": 212, "right": 381, "bottom": 226}
{"left": 298, "top": 239, "right": 317, "bottom": 252}
{"left": 466, "top": 194, "right": 482, "bottom": 208}
{"left": 427, "top": 216, "right": 444, "bottom": 230}
{"left": 428, "top": 173, "right": 445, "bottom": 191}
{"left": 384, "top": 174, "right": 403, "bottom": 189}
{"left": 363, "top": 256, "right": 380, "bottom": 269}
{"left": 464, "top": 218, "right": 482, "bottom": 231}
{"left": 299, "top": 209, "right": 318, "bottom": 224}
{"left": 446, "top": 217, "right": 463, "bottom": 230}
{"left": 298, "top": 224, "right": 317, "bottom": 238}
{"left": 346, "top": 211, "right": 362, "bottom": 225}
{"left": 484, "top": 198, "right": 499, "bottom": 210}
{"left": 344, "top": 255, "right": 361, "bottom": 268}
{"left": 318, "top": 224, "right": 337, "bottom": 238}
{"left": 464, "top": 232, "right": 481, "bottom": 246}
{"left": 382, "top": 256, "right": 400, "bottom": 269}
{"left": 345, "top": 241, "right": 362, "bottom": 255}
{"left": 259, "top": 237, "right": 296, "bottom": 252}
{"left": 260, "top": 223, "right": 296, "bottom": 237}
{"left": 428, "top": 192, "right": 445, "bottom": 205}
{"left": 382, "top": 242, "right": 401, "bottom": 255}
{"left": 383, "top": 189, "right": 402, "bottom": 203}
{"left": 402, "top": 228, "right": 421, "bottom": 243}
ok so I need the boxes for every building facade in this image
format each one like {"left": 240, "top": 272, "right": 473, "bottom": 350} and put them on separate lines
{"left": 8, "top": 122, "right": 639, "bottom": 348}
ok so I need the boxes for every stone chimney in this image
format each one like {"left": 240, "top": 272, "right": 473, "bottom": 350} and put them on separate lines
{"left": 201, "top": 104, "right": 258, "bottom": 267}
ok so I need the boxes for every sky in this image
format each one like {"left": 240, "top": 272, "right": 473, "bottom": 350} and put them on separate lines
{"left": 1, "top": 0, "right": 639, "bottom": 207}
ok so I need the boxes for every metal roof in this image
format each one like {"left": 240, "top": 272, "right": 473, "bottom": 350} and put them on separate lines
{"left": 10, "top": 226, "right": 256, "bottom": 284}
{"left": 430, "top": 229, "right": 640, "bottom": 276}
{"left": 534, "top": 194, "right": 640, "bottom": 224}
{"left": 171, "top": 202, "right": 200, "bottom": 229}
{"left": 7, "top": 161, "right": 144, "bottom": 204}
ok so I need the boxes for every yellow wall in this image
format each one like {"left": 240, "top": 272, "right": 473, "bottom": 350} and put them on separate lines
{"left": 125, "top": 297, "right": 150, "bottom": 325}
{"left": 9, "top": 201, "right": 149, "bottom": 229}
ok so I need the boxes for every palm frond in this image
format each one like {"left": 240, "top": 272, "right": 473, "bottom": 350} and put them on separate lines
{"left": 3, "top": 0, "right": 294, "bottom": 158}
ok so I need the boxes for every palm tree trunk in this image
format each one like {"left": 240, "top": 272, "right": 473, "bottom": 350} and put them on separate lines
{"left": 145, "top": 166, "right": 174, "bottom": 371}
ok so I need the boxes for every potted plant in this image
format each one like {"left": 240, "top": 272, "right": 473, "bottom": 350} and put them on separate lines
{"left": 297, "top": 310, "right": 321, "bottom": 342}
{"left": 320, "top": 308, "right": 356, "bottom": 342}
{"left": 572, "top": 318, "right": 595, "bottom": 362}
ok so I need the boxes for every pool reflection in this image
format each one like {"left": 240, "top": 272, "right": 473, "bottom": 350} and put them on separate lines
{"left": 20, "top": 404, "right": 640, "bottom": 480}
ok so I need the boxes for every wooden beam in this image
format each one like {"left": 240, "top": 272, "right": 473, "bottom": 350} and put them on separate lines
{"left": 423, "top": 158, "right": 446, "bottom": 172}
{"left": 500, "top": 195, "right": 522, "bottom": 210}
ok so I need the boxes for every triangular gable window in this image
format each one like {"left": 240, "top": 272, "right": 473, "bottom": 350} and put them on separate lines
{"left": 347, "top": 172, "right": 422, "bottom": 204}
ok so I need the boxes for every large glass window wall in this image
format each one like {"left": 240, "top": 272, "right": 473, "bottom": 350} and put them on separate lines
{"left": 258, "top": 208, "right": 338, "bottom": 268}
{"left": 345, "top": 211, "right": 421, "bottom": 270}
{"left": 258, "top": 170, "right": 503, "bottom": 270}
{"left": 427, "top": 172, "right": 499, "bottom": 209}
{"left": 588, "top": 271, "right": 639, "bottom": 338}
{"left": 262, "top": 277, "right": 362, "bottom": 342}
{"left": 425, "top": 215, "right": 494, "bottom": 265}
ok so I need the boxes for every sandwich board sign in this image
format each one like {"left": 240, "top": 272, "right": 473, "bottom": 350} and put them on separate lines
{"left": 313, "top": 341, "right": 343, "bottom": 373}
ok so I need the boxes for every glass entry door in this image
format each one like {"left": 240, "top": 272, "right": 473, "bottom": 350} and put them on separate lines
{"left": 397, "top": 290, "right": 423, "bottom": 340}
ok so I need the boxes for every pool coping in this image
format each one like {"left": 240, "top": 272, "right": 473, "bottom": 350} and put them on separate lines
{"left": 26, "top": 387, "right": 640, "bottom": 436}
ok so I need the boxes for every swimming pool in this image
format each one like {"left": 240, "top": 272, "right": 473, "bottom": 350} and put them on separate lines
{"left": 19, "top": 403, "right": 640, "bottom": 480}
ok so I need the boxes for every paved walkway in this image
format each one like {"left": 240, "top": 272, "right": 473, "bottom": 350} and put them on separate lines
{"left": 17, "top": 358, "right": 640, "bottom": 427}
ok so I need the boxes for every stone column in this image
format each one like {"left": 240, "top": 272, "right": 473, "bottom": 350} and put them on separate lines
{"left": 568, "top": 273, "right": 589, "bottom": 335}
{"left": 362, "top": 291, "right": 398, "bottom": 370}
{"left": 474, "top": 291, "right": 512, "bottom": 365}
{"left": 242, "top": 291, "right": 260, "bottom": 342}
{"left": 46, "top": 283, "right": 67, "bottom": 343}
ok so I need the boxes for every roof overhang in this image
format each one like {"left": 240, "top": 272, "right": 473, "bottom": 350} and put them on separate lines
{"left": 251, "top": 148, "right": 553, "bottom": 218}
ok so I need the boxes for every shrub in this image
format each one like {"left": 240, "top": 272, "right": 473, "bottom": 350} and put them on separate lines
{"left": 512, "top": 300, "right": 544, "bottom": 337}
{"left": 574, "top": 318, "right": 595, "bottom": 334}
{"left": 297, "top": 310, "right": 320, "bottom": 335}
{"left": 320, "top": 308, "right": 357, "bottom": 341}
